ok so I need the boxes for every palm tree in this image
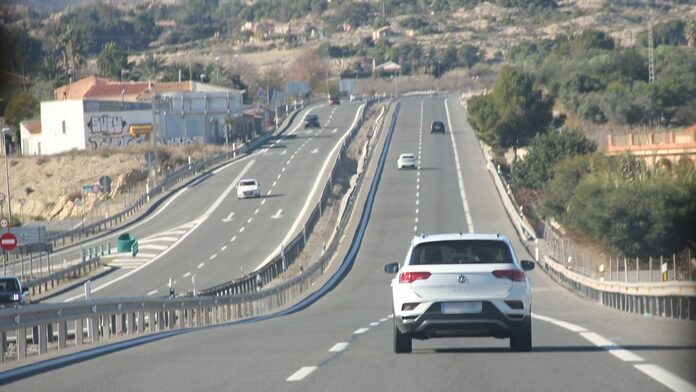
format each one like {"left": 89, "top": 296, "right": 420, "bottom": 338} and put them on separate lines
{"left": 137, "top": 53, "right": 167, "bottom": 81}
{"left": 48, "top": 26, "right": 85, "bottom": 81}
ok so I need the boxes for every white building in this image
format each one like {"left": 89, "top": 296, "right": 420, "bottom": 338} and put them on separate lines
{"left": 38, "top": 99, "right": 152, "bottom": 155}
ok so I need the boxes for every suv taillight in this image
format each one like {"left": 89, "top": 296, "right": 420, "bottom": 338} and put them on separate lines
{"left": 492, "top": 269, "right": 525, "bottom": 281}
{"left": 399, "top": 271, "right": 431, "bottom": 284}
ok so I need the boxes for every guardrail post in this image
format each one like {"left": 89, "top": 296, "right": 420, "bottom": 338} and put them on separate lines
{"left": 16, "top": 328, "right": 27, "bottom": 359}
{"left": 149, "top": 312, "right": 156, "bottom": 332}
{"left": 127, "top": 312, "right": 135, "bottom": 335}
{"left": 76, "top": 318, "right": 84, "bottom": 346}
{"left": 90, "top": 317, "right": 99, "bottom": 343}
{"left": 58, "top": 321, "right": 67, "bottom": 350}
{"left": 138, "top": 310, "right": 145, "bottom": 334}
{"left": 0, "top": 332, "right": 6, "bottom": 363}
{"left": 37, "top": 323, "right": 48, "bottom": 354}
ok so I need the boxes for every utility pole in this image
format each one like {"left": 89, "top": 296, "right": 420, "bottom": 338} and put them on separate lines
{"left": 648, "top": 13, "right": 655, "bottom": 84}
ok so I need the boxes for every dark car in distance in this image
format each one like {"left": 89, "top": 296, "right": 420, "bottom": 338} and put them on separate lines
{"left": 304, "top": 114, "right": 320, "bottom": 128}
{"left": 0, "top": 277, "right": 30, "bottom": 307}
{"left": 329, "top": 97, "right": 340, "bottom": 105}
{"left": 431, "top": 120, "right": 446, "bottom": 133}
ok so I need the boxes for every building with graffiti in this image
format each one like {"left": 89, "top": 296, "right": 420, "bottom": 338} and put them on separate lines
{"left": 37, "top": 99, "right": 152, "bottom": 155}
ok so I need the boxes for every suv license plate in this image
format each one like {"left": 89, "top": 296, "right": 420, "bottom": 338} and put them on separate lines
{"left": 441, "top": 302, "right": 482, "bottom": 314}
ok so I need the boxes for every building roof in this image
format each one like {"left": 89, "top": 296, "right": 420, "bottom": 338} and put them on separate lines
{"left": 21, "top": 119, "right": 41, "bottom": 134}
{"left": 54, "top": 76, "right": 116, "bottom": 100}
{"left": 374, "top": 61, "right": 401, "bottom": 72}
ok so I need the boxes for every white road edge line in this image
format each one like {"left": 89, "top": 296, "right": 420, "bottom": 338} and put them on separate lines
{"left": 64, "top": 160, "right": 255, "bottom": 302}
{"left": 444, "top": 99, "right": 475, "bottom": 233}
{"left": 255, "top": 104, "right": 366, "bottom": 271}
{"left": 580, "top": 331, "right": 644, "bottom": 362}
{"left": 146, "top": 290, "right": 158, "bottom": 296}
{"left": 286, "top": 366, "right": 318, "bottom": 382}
{"left": 635, "top": 364, "right": 696, "bottom": 392}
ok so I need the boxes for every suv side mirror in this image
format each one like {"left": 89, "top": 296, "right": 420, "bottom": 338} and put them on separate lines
{"left": 521, "top": 260, "right": 535, "bottom": 271}
{"left": 384, "top": 262, "right": 399, "bottom": 274}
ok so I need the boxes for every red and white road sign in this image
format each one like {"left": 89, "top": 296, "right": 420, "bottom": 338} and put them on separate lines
{"left": 0, "top": 232, "right": 17, "bottom": 251}
{"left": 91, "top": 184, "right": 101, "bottom": 193}
{"left": 0, "top": 218, "right": 8, "bottom": 228}
{"left": 0, "top": 192, "right": 5, "bottom": 202}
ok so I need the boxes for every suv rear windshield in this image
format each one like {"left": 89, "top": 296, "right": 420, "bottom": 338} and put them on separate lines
{"left": 410, "top": 240, "right": 513, "bottom": 265}
{"left": 240, "top": 180, "right": 257, "bottom": 186}
{"left": 0, "top": 278, "right": 19, "bottom": 292}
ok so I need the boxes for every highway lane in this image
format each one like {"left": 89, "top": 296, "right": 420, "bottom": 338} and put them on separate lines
{"left": 10, "top": 97, "right": 695, "bottom": 392}
{"left": 45, "top": 102, "right": 365, "bottom": 301}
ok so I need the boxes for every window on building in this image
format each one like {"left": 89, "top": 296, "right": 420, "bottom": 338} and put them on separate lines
{"left": 62, "top": 121, "right": 66, "bottom": 134}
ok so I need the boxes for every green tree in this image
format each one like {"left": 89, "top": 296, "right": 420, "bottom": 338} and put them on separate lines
{"left": 3, "top": 91, "right": 39, "bottom": 137}
{"left": 98, "top": 42, "right": 129, "bottom": 79}
{"left": 511, "top": 128, "right": 597, "bottom": 190}
{"left": 467, "top": 66, "right": 554, "bottom": 159}
{"left": 686, "top": 20, "right": 696, "bottom": 47}
{"left": 136, "top": 53, "right": 166, "bottom": 81}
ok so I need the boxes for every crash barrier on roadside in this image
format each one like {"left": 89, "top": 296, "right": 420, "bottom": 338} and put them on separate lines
{"left": 476, "top": 119, "right": 696, "bottom": 320}
{"left": 0, "top": 100, "right": 393, "bottom": 366}
{"left": 199, "top": 100, "right": 378, "bottom": 296}
{"left": 44, "top": 104, "right": 305, "bottom": 249}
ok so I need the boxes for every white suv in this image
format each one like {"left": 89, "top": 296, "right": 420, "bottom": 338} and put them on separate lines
{"left": 237, "top": 179, "right": 261, "bottom": 199}
{"left": 384, "top": 233, "right": 535, "bottom": 353}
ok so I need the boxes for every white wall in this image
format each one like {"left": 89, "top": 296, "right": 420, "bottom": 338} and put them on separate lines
{"left": 40, "top": 100, "right": 86, "bottom": 155}
{"left": 19, "top": 123, "right": 41, "bottom": 155}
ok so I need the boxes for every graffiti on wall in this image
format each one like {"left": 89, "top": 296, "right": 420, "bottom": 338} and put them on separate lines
{"left": 86, "top": 114, "right": 147, "bottom": 150}
{"left": 158, "top": 137, "right": 203, "bottom": 146}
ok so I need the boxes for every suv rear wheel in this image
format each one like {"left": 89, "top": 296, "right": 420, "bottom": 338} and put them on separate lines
{"left": 509, "top": 318, "right": 532, "bottom": 352}
{"left": 394, "top": 317, "right": 412, "bottom": 353}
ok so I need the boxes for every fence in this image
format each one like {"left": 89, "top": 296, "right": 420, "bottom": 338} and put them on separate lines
{"left": 543, "top": 221, "right": 695, "bottom": 283}
{"left": 1, "top": 105, "right": 305, "bottom": 289}
{"left": 0, "top": 99, "right": 392, "bottom": 366}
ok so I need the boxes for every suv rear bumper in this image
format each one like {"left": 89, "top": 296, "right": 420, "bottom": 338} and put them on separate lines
{"left": 395, "top": 301, "right": 529, "bottom": 339}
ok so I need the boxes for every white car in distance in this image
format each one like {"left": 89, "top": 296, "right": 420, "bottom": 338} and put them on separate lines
{"left": 397, "top": 153, "right": 417, "bottom": 170}
{"left": 237, "top": 179, "right": 261, "bottom": 199}
{"left": 384, "top": 233, "right": 535, "bottom": 353}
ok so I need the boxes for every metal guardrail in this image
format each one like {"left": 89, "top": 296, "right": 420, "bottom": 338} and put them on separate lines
{"left": 199, "top": 101, "right": 375, "bottom": 296}
{"left": 0, "top": 99, "right": 390, "bottom": 365}
{"left": 474, "top": 109, "right": 696, "bottom": 320}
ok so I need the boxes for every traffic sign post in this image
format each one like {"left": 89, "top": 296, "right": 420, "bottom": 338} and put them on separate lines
{"left": 0, "top": 232, "right": 17, "bottom": 251}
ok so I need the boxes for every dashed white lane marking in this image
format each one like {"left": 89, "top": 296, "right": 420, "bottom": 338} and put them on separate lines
{"left": 221, "top": 245, "right": 228, "bottom": 251}
{"left": 369, "top": 322, "right": 379, "bottom": 327}
{"left": 197, "top": 262, "right": 205, "bottom": 269}
{"left": 139, "top": 244, "right": 167, "bottom": 251}
{"left": 277, "top": 174, "right": 282, "bottom": 180}
{"left": 282, "top": 167, "right": 286, "bottom": 172}
{"left": 444, "top": 99, "right": 475, "bottom": 233}
{"left": 414, "top": 217, "right": 419, "bottom": 224}
{"left": 273, "top": 181, "right": 277, "bottom": 187}
{"left": 254, "top": 208, "right": 259, "bottom": 215}
{"left": 239, "top": 227, "right": 245, "bottom": 233}
{"left": 413, "top": 225, "right": 418, "bottom": 232}
{"left": 286, "top": 159, "right": 292, "bottom": 165}
{"left": 354, "top": 328, "right": 369, "bottom": 335}
{"left": 532, "top": 313, "right": 586, "bottom": 332}
{"left": 247, "top": 218, "right": 253, "bottom": 224}
{"left": 635, "top": 364, "right": 696, "bottom": 392}
{"left": 230, "top": 236, "right": 237, "bottom": 242}
{"left": 328, "top": 342, "right": 349, "bottom": 353}
{"left": 580, "top": 332, "right": 644, "bottom": 362}
{"left": 379, "top": 318, "right": 388, "bottom": 322}
{"left": 261, "top": 199, "right": 267, "bottom": 205}
{"left": 146, "top": 290, "right": 158, "bottom": 296}
{"left": 287, "top": 366, "right": 317, "bottom": 382}
{"left": 266, "top": 189, "right": 272, "bottom": 195}
{"left": 209, "top": 254, "right": 217, "bottom": 260}
{"left": 182, "top": 272, "right": 191, "bottom": 278}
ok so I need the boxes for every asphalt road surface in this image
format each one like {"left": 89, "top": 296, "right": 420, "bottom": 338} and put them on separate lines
{"left": 9, "top": 97, "right": 695, "bottom": 392}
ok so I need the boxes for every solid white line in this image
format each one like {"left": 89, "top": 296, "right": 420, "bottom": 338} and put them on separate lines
{"left": 580, "top": 332, "right": 644, "bottom": 362}
{"left": 197, "top": 262, "right": 205, "bottom": 269}
{"left": 182, "top": 272, "right": 191, "bottom": 278}
{"left": 221, "top": 245, "right": 227, "bottom": 251}
{"left": 286, "top": 366, "right": 317, "bottom": 382}
{"left": 329, "top": 342, "right": 349, "bottom": 352}
{"left": 255, "top": 104, "right": 366, "bottom": 271}
{"left": 146, "top": 289, "right": 158, "bottom": 296}
{"left": 209, "top": 254, "right": 217, "bottom": 260}
{"left": 354, "top": 328, "right": 369, "bottom": 335}
{"left": 444, "top": 99, "right": 475, "bottom": 233}
{"left": 69, "top": 218, "right": 86, "bottom": 231}
{"left": 635, "top": 364, "right": 696, "bottom": 392}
